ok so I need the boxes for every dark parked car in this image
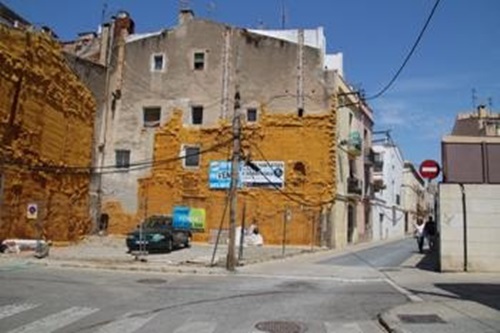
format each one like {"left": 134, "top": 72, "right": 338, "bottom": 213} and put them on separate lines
{"left": 126, "top": 215, "right": 191, "bottom": 253}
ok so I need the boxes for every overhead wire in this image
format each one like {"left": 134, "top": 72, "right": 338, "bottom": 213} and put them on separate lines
{"left": 365, "top": 0, "right": 442, "bottom": 100}
{"left": 249, "top": 143, "right": 335, "bottom": 208}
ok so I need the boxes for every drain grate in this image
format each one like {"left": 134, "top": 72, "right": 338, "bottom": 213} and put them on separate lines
{"left": 398, "top": 314, "right": 446, "bottom": 324}
{"left": 255, "top": 321, "right": 306, "bottom": 333}
{"left": 136, "top": 278, "right": 166, "bottom": 284}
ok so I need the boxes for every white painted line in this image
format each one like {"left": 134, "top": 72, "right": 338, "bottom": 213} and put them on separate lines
{"left": 0, "top": 303, "right": 39, "bottom": 320}
{"left": 6, "top": 306, "right": 99, "bottom": 333}
{"left": 236, "top": 273, "right": 385, "bottom": 283}
{"left": 94, "top": 312, "right": 157, "bottom": 333}
{"left": 384, "top": 278, "right": 423, "bottom": 303}
{"left": 173, "top": 321, "right": 217, "bottom": 333}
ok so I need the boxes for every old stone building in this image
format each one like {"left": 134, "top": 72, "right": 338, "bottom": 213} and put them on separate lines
{"left": 66, "top": 9, "right": 375, "bottom": 247}
{"left": 0, "top": 24, "right": 96, "bottom": 241}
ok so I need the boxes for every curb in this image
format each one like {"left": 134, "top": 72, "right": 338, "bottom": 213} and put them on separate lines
{"left": 378, "top": 311, "right": 406, "bottom": 333}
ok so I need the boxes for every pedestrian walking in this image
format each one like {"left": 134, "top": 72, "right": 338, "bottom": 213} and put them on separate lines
{"left": 424, "top": 216, "right": 437, "bottom": 251}
{"left": 414, "top": 219, "right": 425, "bottom": 253}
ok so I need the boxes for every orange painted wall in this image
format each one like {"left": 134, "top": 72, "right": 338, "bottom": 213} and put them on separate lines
{"left": 0, "top": 26, "right": 96, "bottom": 241}
{"left": 105, "top": 103, "right": 337, "bottom": 245}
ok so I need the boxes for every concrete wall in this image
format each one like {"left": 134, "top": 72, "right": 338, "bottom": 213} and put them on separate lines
{"left": 439, "top": 184, "right": 500, "bottom": 272}
{"left": 0, "top": 26, "right": 96, "bottom": 241}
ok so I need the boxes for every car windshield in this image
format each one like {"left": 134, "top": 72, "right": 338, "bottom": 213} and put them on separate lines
{"left": 142, "top": 216, "right": 172, "bottom": 229}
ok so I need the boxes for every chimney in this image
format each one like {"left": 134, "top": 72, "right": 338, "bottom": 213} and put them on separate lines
{"left": 178, "top": 9, "right": 194, "bottom": 25}
{"left": 113, "top": 11, "right": 135, "bottom": 38}
{"left": 99, "top": 23, "right": 111, "bottom": 66}
{"left": 477, "top": 104, "right": 488, "bottom": 118}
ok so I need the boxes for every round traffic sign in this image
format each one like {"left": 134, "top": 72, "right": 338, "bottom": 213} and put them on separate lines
{"left": 419, "top": 159, "right": 441, "bottom": 180}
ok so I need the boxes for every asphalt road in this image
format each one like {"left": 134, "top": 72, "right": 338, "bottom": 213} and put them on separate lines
{"left": 0, "top": 239, "right": 418, "bottom": 333}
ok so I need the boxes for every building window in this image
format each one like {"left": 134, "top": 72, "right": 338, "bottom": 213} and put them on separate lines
{"left": 151, "top": 53, "right": 165, "bottom": 71}
{"left": 193, "top": 52, "right": 205, "bottom": 70}
{"left": 182, "top": 146, "right": 200, "bottom": 168}
{"left": 247, "top": 108, "right": 257, "bottom": 122}
{"left": 396, "top": 194, "right": 401, "bottom": 205}
{"left": 143, "top": 107, "right": 161, "bottom": 127}
{"left": 191, "top": 106, "right": 203, "bottom": 125}
{"left": 115, "top": 149, "right": 130, "bottom": 169}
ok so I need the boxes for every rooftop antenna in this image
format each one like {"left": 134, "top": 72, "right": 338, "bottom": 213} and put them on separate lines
{"left": 180, "top": 0, "right": 190, "bottom": 10}
{"left": 207, "top": 1, "right": 216, "bottom": 18}
{"left": 280, "top": 0, "right": 287, "bottom": 29}
{"left": 472, "top": 88, "right": 477, "bottom": 110}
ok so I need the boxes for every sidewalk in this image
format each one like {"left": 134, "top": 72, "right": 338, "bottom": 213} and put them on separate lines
{"left": 0, "top": 234, "right": 321, "bottom": 274}
{"left": 377, "top": 248, "right": 500, "bottom": 333}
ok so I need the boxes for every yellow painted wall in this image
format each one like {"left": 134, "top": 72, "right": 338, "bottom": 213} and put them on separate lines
{"left": 104, "top": 103, "right": 337, "bottom": 245}
{"left": 0, "top": 26, "right": 96, "bottom": 241}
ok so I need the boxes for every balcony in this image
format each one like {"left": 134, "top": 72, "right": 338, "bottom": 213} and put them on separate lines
{"left": 347, "top": 177, "right": 363, "bottom": 196}
{"left": 340, "top": 131, "right": 362, "bottom": 157}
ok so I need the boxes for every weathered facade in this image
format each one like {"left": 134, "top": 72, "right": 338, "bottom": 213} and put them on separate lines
{"left": 0, "top": 25, "right": 96, "bottom": 241}
{"left": 332, "top": 75, "right": 374, "bottom": 248}
{"left": 71, "top": 10, "right": 349, "bottom": 245}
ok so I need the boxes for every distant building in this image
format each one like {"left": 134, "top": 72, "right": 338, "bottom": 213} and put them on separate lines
{"left": 401, "top": 161, "right": 425, "bottom": 233}
{"left": 371, "top": 133, "right": 405, "bottom": 241}
{"left": 0, "top": 2, "right": 30, "bottom": 29}
{"left": 440, "top": 105, "right": 500, "bottom": 272}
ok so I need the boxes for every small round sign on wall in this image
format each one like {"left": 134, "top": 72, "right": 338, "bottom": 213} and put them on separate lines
{"left": 419, "top": 159, "right": 441, "bottom": 180}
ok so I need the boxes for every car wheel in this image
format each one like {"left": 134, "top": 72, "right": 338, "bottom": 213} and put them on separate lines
{"left": 166, "top": 237, "right": 173, "bottom": 253}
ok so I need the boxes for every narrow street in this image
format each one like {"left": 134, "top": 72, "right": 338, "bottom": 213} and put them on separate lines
{"left": 0, "top": 239, "right": 423, "bottom": 333}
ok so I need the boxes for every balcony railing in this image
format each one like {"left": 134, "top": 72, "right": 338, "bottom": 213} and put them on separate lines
{"left": 347, "top": 177, "right": 363, "bottom": 195}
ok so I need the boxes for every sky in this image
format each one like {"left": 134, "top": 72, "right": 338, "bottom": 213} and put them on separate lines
{"left": 4, "top": 0, "right": 500, "bottom": 168}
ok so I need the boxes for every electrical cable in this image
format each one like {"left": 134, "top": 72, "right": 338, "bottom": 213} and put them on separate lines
{"left": 250, "top": 143, "right": 335, "bottom": 208}
{"left": 365, "top": 0, "right": 442, "bottom": 100}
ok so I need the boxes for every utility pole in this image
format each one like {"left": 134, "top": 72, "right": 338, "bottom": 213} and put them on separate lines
{"left": 227, "top": 91, "right": 241, "bottom": 271}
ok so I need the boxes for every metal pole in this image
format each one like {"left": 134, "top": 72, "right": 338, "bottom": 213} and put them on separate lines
{"left": 459, "top": 183, "right": 468, "bottom": 272}
{"left": 227, "top": 92, "right": 241, "bottom": 271}
{"left": 282, "top": 206, "right": 288, "bottom": 257}
{"left": 238, "top": 200, "right": 246, "bottom": 261}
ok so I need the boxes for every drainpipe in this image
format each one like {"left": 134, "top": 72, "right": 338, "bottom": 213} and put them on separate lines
{"left": 459, "top": 183, "right": 468, "bottom": 272}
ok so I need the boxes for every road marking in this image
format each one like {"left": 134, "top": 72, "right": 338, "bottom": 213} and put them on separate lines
{"left": 6, "top": 306, "right": 98, "bottom": 333}
{"left": 384, "top": 278, "right": 423, "bottom": 302}
{"left": 173, "top": 321, "right": 217, "bottom": 333}
{"left": 325, "top": 322, "right": 363, "bottom": 333}
{"left": 235, "top": 273, "right": 385, "bottom": 283}
{"left": 0, "top": 303, "right": 39, "bottom": 320}
{"left": 94, "top": 312, "right": 157, "bottom": 333}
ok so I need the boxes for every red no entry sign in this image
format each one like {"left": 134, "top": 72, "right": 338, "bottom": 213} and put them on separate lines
{"left": 419, "top": 159, "right": 441, "bottom": 180}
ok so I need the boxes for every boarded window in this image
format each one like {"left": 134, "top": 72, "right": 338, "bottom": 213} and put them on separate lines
{"left": 115, "top": 150, "right": 130, "bottom": 168}
{"left": 443, "top": 143, "right": 483, "bottom": 183}
{"left": 183, "top": 146, "right": 200, "bottom": 168}
{"left": 194, "top": 52, "right": 205, "bottom": 70}
{"left": 191, "top": 106, "right": 203, "bottom": 125}
{"left": 486, "top": 143, "right": 500, "bottom": 183}
{"left": 143, "top": 107, "right": 161, "bottom": 127}
{"left": 247, "top": 108, "right": 257, "bottom": 122}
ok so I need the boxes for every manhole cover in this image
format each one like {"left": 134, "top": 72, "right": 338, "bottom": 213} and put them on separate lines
{"left": 398, "top": 314, "right": 446, "bottom": 324}
{"left": 136, "top": 278, "right": 166, "bottom": 284}
{"left": 255, "top": 321, "right": 306, "bottom": 333}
